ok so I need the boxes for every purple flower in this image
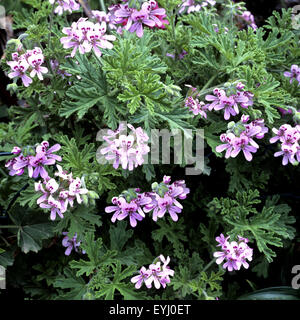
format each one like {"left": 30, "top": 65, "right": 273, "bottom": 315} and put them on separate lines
{"left": 230, "top": 136, "right": 258, "bottom": 161}
{"left": 284, "top": 65, "right": 300, "bottom": 85}
{"left": 178, "top": 0, "right": 216, "bottom": 15}
{"left": 105, "top": 191, "right": 152, "bottom": 227}
{"left": 213, "top": 234, "right": 253, "bottom": 272}
{"left": 132, "top": 255, "right": 174, "bottom": 290}
{"left": 128, "top": 9, "right": 156, "bottom": 38}
{"left": 185, "top": 96, "right": 208, "bottom": 118}
{"left": 239, "top": 10, "right": 258, "bottom": 31}
{"left": 131, "top": 267, "right": 151, "bottom": 289}
{"left": 60, "top": 18, "right": 116, "bottom": 57}
{"left": 100, "top": 123, "right": 150, "bottom": 171}
{"left": 62, "top": 232, "right": 85, "bottom": 255}
{"left": 5, "top": 141, "right": 61, "bottom": 178}
{"left": 216, "top": 133, "right": 236, "bottom": 158}
{"left": 35, "top": 166, "right": 93, "bottom": 221}
{"left": 270, "top": 124, "right": 300, "bottom": 166}
{"left": 6, "top": 47, "right": 48, "bottom": 87}
{"left": 216, "top": 116, "right": 267, "bottom": 161}
{"left": 49, "top": 0, "right": 80, "bottom": 16}
{"left": 28, "top": 54, "right": 48, "bottom": 80}
{"left": 7, "top": 60, "right": 32, "bottom": 87}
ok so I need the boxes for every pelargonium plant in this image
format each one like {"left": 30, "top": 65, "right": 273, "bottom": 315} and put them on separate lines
{"left": 0, "top": 0, "right": 299, "bottom": 302}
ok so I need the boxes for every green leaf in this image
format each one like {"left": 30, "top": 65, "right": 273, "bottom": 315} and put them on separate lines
{"left": 69, "top": 232, "right": 116, "bottom": 277}
{"left": 109, "top": 221, "right": 133, "bottom": 252}
{"left": 53, "top": 268, "right": 87, "bottom": 300}
{"left": 94, "top": 262, "right": 137, "bottom": 300}
{"left": 237, "top": 286, "right": 300, "bottom": 300}
{"left": 9, "top": 205, "right": 54, "bottom": 254}
{"left": 59, "top": 54, "right": 114, "bottom": 121}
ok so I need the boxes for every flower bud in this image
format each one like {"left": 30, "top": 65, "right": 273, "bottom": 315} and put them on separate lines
{"left": 81, "top": 194, "right": 89, "bottom": 206}
{"left": 151, "top": 182, "right": 159, "bottom": 190}
{"left": 227, "top": 121, "right": 235, "bottom": 130}
{"left": 7, "top": 83, "right": 18, "bottom": 92}
{"left": 87, "top": 190, "right": 100, "bottom": 199}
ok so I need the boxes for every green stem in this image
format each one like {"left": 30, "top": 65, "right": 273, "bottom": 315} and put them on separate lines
{"left": 201, "top": 258, "right": 216, "bottom": 273}
{"left": 0, "top": 235, "right": 10, "bottom": 247}
{"left": 170, "top": 12, "right": 178, "bottom": 58}
{"left": 199, "top": 74, "right": 219, "bottom": 94}
{"left": 48, "top": 5, "right": 54, "bottom": 50}
{"left": 0, "top": 225, "right": 19, "bottom": 229}
{"left": 99, "top": 0, "right": 106, "bottom": 13}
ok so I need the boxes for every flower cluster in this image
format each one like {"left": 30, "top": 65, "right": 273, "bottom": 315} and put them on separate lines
{"left": 99, "top": 123, "right": 150, "bottom": 171}
{"left": 60, "top": 18, "right": 116, "bottom": 57}
{"left": 105, "top": 176, "right": 190, "bottom": 227}
{"left": 131, "top": 255, "right": 174, "bottom": 289}
{"left": 49, "top": 0, "right": 80, "bottom": 15}
{"left": 178, "top": 0, "right": 216, "bottom": 15}
{"left": 216, "top": 115, "right": 269, "bottom": 161}
{"left": 213, "top": 234, "right": 253, "bottom": 272}
{"left": 205, "top": 83, "right": 254, "bottom": 120}
{"left": 7, "top": 47, "right": 48, "bottom": 87}
{"left": 270, "top": 124, "right": 300, "bottom": 165}
{"left": 5, "top": 141, "right": 61, "bottom": 179}
{"left": 35, "top": 165, "right": 89, "bottom": 220}
{"left": 62, "top": 232, "right": 85, "bottom": 255}
{"left": 184, "top": 96, "right": 208, "bottom": 118}
{"left": 238, "top": 10, "right": 258, "bottom": 31}
{"left": 107, "top": 0, "right": 169, "bottom": 38}
{"left": 105, "top": 188, "right": 152, "bottom": 227}
{"left": 284, "top": 65, "right": 300, "bottom": 85}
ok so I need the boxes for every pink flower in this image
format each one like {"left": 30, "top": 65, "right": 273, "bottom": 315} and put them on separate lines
{"left": 131, "top": 255, "right": 174, "bottom": 290}
{"left": 35, "top": 166, "right": 93, "bottom": 221}
{"left": 284, "top": 65, "right": 300, "bottom": 85}
{"left": 131, "top": 267, "right": 151, "bottom": 289}
{"left": 129, "top": 9, "right": 156, "bottom": 38}
{"left": 40, "top": 195, "right": 64, "bottom": 220}
{"left": 6, "top": 47, "right": 48, "bottom": 87}
{"left": 49, "top": 0, "right": 80, "bottom": 16}
{"left": 105, "top": 191, "right": 152, "bottom": 227}
{"left": 100, "top": 123, "right": 150, "bottom": 171}
{"left": 213, "top": 234, "right": 253, "bottom": 272}
{"left": 7, "top": 60, "right": 32, "bottom": 87}
{"left": 60, "top": 18, "right": 116, "bottom": 57}
{"left": 185, "top": 96, "right": 208, "bottom": 118}
{"left": 16, "top": 141, "right": 62, "bottom": 179}
{"left": 274, "top": 144, "right": 297, "bottom": 166}
{"left": 146, "top": 177, "right": 189, "bottom": 222}
{"left": 28, "top": 54, "right": 48, "bottom": 80}
{"left": 239, "top": 10, "right": 258, "bottom": 31}
{"left": 62, "top": 232, "right": 85, "bottom": 255}
{"left": 179, "top": 0, "right": 216, "bottom": 14}
{"left": 216, "top": 133, "right": 237, "bottom": 158}
{"left": 270, "top": 124, "right": 300, "bottom": 165}
{"left": 68, "top": 177, "right": 89, "bottom": 204}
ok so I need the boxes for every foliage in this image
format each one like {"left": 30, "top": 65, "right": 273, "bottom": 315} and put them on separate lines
{"left": 0, "top": 0, "right": 299, "bottom": 301}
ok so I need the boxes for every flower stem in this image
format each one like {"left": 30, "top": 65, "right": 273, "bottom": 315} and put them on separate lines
{"left": 201, "top": 258, "right": 216, "bottom": 273}
{"left": 0, "top": 225, "right": 19, "bottom": 229}
{"left": 199, "top": 74, "right": 218, "bottom": 94}
{"left": 99, "top": 0, "right": 107, "bottom": 13}
{"left": 48, "top": 4, "right": 54, "bottom": 51}
{"left": 0, "top": 152, "right": 13, "bottom": 157}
